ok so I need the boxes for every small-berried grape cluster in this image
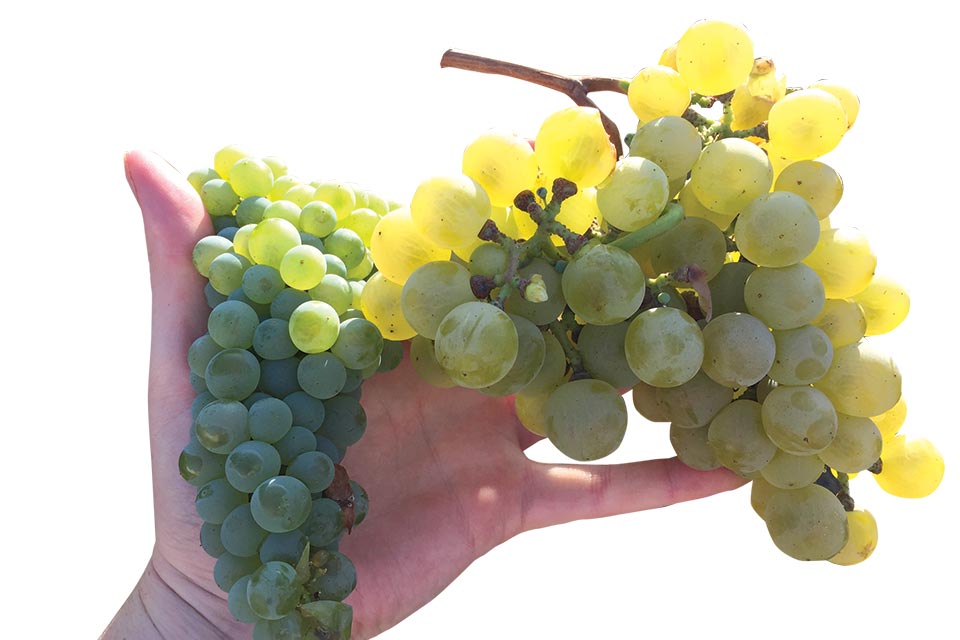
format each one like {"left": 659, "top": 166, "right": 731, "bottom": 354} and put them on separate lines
{"left": 181, "top": 148, "right": 404, "bottom": 639}
{"left": 177, "top": 18, "right": 945, "bottom": 640}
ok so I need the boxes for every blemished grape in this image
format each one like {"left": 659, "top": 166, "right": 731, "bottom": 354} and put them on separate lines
{"left": 561, "top": 244, "right": 646, "bottom": 325}
{"left": 764, "top": 484, "right": 849, "bottom": 560}
{"left": 628, "top": 116, "right": 702, "bottom": 183}
{"left": 596, "top": 157, "right": 669, "bottom": 231}
{"left": 689, "top": 138, "right": 772, "bottom": 215}
{"left": 400, "top": 261, "right": 476, "bottom": 340}
{"left": 433, "top": 301, "right": 519, "bottom": 389}
{"left": 744, "top": 264, "right": 825, "bottom": 330}
{"left": 701, "top": 312, "right": 776, "bottom": 388}
{"left": 761, "top": 385, "right": 838, "bottom": 455}
{"left": 577, "top": 321, "right": 640, "bottom": 389}
{"left": 735, "top": 192, "right": 820, "bottom": 267}
{"left": 545, "top": 379, "right": 628, "bottom": 461}
{"left": 707, "top": 400, "right": 776, "bottom": 475}
{"left": 624, "top": 307, "right": 704, "bottom": 388}
{"left": 815, "top": 341, "right": 902, "bottom": 417}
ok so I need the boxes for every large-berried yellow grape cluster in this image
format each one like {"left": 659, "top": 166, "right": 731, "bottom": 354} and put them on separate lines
{"left": 375, "top": 19, "right": 943, "bottom": 566}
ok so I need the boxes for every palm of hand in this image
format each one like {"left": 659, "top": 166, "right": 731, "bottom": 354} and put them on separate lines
{"left": 127, "top": 151, "right": 743, "bottom": 639}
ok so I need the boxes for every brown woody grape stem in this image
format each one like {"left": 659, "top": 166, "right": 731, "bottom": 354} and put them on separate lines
{"left": 440, "top": 49, "right": 627, "bottom": 156}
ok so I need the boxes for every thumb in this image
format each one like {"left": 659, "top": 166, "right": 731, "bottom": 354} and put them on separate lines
{"left": 125, "top": 150, "right": 211, "bottom": 415}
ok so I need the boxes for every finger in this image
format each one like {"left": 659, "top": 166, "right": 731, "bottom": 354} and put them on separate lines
{"left": 520, "top": 457, "right": 747, "bottom": 532}
{"left": 125, "top": 151, "right": 211, "bottom": 408}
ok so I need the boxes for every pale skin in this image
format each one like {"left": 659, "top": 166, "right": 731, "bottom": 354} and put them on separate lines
{"left": 103, "top": 151, "right": 746, "bottom": 639}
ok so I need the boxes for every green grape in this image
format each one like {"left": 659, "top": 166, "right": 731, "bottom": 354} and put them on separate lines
{"left": 266, "top": 289, "right": 309, "bottom": 322}
{"left": 252, "top": 318, "right": 297, "bottom": 361}
{"left": 218, "top": 226, "right": 240, "bottom": 242}
{"left": 400, "top": 261, "right": 476, "bottom": 340}
{"left": 301, "top": 499, "right": 345, "bottom": 546}
{"left": 505, "top": 258, "right": 567, "bottom": 326}
{"left": 535, "top": 106, "right": 617, "bottom": 189}
{"left": 196, "top": 478, "right": 247, "bottom": 525}
{"left": 632, "top": 381, "right": 671, "bottom": 422}
{"left": 246, "top": 561, "right": 301, "bottom": 621}
{"left": 277, "top": 245, "right": 326, "bottom": 291}
{"left": 201, "top": 179, "right": 241, "bottom": 217}
{"left": 212, "top": 214, "right": 238, "bottom": 233}
{"left": 220, "top": 503, "right": 269, "bottom": 558}
{"left": 319, "top": 396, "right": 367, "bottom": 449}
{"left": 297, "top": 352, "right": 346, "bottom": 400}
{"left": 545, "top": 379, "right": 628, "bottom": 461}
{"left": 378, "top": 339, "right": 404, "bottom": 373}
{"left": 761, "top": 386, "right": 837, "bottom": 455}
{"left": 577, "top": 321, "right": 640, "bottom": 389}
{"left": 370, "top": 208, "right": 449, "bottom": 285}
{"left": 735, "top": 192, "right": 820, "bottom": 267}
{"left": 670, "top": 424, "right": 721, "bottom": 471}
{"left": 522, "top": 329, "right": 568, "bottom": 395}
{"left": 247, "top": 397, "right": 293, "bottom": 444}
{"left": 254, "top": 613, "right": 305, "bottom": 640}
{"left": 192, "top": 391, "right": 217, "bottom": 419}
{"left": 362, "top": 191, "right": 389, "bottom": 216}
{"left": 188, "top": 167, "right": 220, "bottom": 193}
{"left": 562, "top": 244, "right": 646, "bottom": 325}
{"left": 300, "top": 201, "right": 338, "bottom": 237}
{"left": 190, "top": 372, "right": 208, "bottom": 394}
{"left": 707, "top": 400, "right": 777, "bottom": 475}
{"left": 268, "top": 175, "right": 300, "bottom": 201}
{"left": 709, "top": 262, "right": 755, "bottom": 317}
{"left": 308, "top": 551, "right": 357, "bottom": 602}
{"left": 802, "top": 227, "right": 876, "bottom": 299}
{"left": 750, "top": 477, "right": 778, "bottom": 518}
{"left": 818, "top": 414, "right": 882, "bottom": 473}
{"left": 259, "top": 531, "right": 309, "bottom": 565}
{"left": 227, "top": 575, "right": 259, "bottom": 624}
{"left": 248, "top": 218, "right": 302, "bottom": 269}
{"left": 330, "top": 318, "right": 383, "bottom": 370}
{"left": 284, "top": 184, "right": 316, "bottom": 208}
{"left": 627, "top": 65, "right": 691, "bottom": 123}
{"left": 213, "top": 145, "right": 251, "bottom": 179}
{"left": 179, "top": 440, "right": 226, "bottom": 486}
{"left": 313, "top": 182, "right": 357, "bottom": 219}
{"left": 434, "top": 301, "right": 519, "bottom": 388}
{"left": 345, "top": 249, "right": 374, "bottom": 280}
{"left": 188, "top": 334, "right": 224, "bottom": 377}
{"left": 852, "top": 275, "right": 910, "bottom": 336}
{"left": 813, "top": 299, "right": 867, "bottom": 348}
{"left": 258, "top": 358, "right": 300, "bottom": 399}
{"left": 205, "top": 282, "right": 229, "bottom": 309}
{"left": 678, "top": 183, "right": 737, "bottom": 231}
{"left": 213, "top": 552, "right": 261, "bottom": 593}
{"left": 657, "top": 370, "right": 733, "bottom": 428}
{"left": 288, "top": 300, "right": 340, "bottom": 354}
{"left": 242, "top": 265, "right": 285, "bottom": 306}
{"left": 287, "top": 451, "right": 335, "bottom": 493}
{"left": 228, "top": 288, "right": 271, "bottom": 321}
{"left": 205, "top": 348, "right": 261, "bottom": 401}
{"left": 462, "top": 131, "right": 539, "bottom": 207}
{"left": 479, "top": 314, "right": 545, "bottom": 396}
{"left": 768, "top": 89, "right": 847, "bottom": 160}
{"left": 193, "top": 235, "right": 235, "bottom": 278}
{"left": 514, "top": 390, "right": 553, "bottom": 436}
{"left": 208, "top": 300, "right": 259, "bottom": 349}
{"left": 410, "top": 174, "right": 491, "bottom": 249}
{"left": 236, "top": 196, "right": 270, "bottom": 227}
{"left": 700, "top": 312, "right": 775, "bottom": 388}
{"left": 309, "top": 274, "right": 353, "bottom": 315}
{"left": 625, "top": 307, "right": 704, "bottom": 388}
{"left": 251, "top": 476, "right": 313, "bottom": 534}
{"left": 815, "top": 342, "right": 902, "bottom": 417}
{"left": 768, "top": 324, "right": 834, "bottom": 385}
{"left": 200, "top": 521, "right": 226, "bottom": 558}
{"left": 196, "top": 400, "right": 250, "bottom": 454}
{"left": 764, "top": 484, "right": 848, "bottom": 560}
{"left": 208, "top": 253, "right": 250, "bottom": 295}
{"left": 230, "top": 157, "right": 274, "bottom": 198}
{"left": 744, "top": 264, "right": 825, "bottom": 330}
{"left": 281, "top": 392, "right": 325, "bottom": 432}
{"left": 774, "top": 160, "right": 843, "bottom": 220}
{"left": 410, "top": 335, "right": 456, "bottom": 388}
{"left": 639, "top": 216, "right": 726, "bottom": 280}
{"left": 324, "top": 228, "right": 366, "bottom": 270}
{"left": 324, "top": 254, "right": 348, "bottom": 278}
{"left": 361, "top": 272, "right": 418, "bottom": 341}
{"left": 676, "top": 20, "right": 754, "bottom": 95}
{"left": 595, "top": 157, "right": 669, "bottom": 231}
{"left": 351, "top": 481, "right": 369, "bottom": 526}
{"left": 628, "top": 116, "right": 702, "bottom": 183}
{"left": 760, "top": 449, "right": 825, "bottom": 489}
{"left": 225, "top": 440, "right": 282, "bottom": 493}
{"left": 300, "top": 601, "right": 353, "bottom": 640}
{"left": 689, "top": 138, "right": 772, "bottom": 215}
{"left": 469, "top": 243, "right": 509, "bottom": 277}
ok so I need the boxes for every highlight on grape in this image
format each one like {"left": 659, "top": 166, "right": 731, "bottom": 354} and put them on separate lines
{"left": 178, "top": 18, "right": 943, "bottom": 639}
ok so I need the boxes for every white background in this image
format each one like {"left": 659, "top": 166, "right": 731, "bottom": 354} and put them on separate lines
{"left": 1, "top": 1, "right": 957, "bottom": 638}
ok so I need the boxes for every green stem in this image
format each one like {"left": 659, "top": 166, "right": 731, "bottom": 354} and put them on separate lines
{"left": 610, "top": 203, "right": 684, "bottom": 252}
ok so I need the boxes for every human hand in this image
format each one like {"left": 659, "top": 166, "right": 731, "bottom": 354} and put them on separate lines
{"left": 103, "top": 150, "right": 746, "bottom": 639}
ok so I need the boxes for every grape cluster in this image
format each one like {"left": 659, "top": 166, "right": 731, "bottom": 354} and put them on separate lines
{"left": 181, "top": 146, "right": 402, "bottom": 639}
{"left": 380, "top": 19, "right": 943, "bottom": 566}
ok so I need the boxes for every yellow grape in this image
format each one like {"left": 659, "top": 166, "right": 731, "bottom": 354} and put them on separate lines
{"left": 232, "top": 224, "right": 256, "bottom": 261}
{"left": 627, "top": 66, "right": 691, "bottom": 123}
{"left": 535, "top": 106, "right": 616, "bottom": 189}
{"left": 810, "top": 81, "right": 860, "bottom": 129}
{"left": 452, "top": 206, "right": 516, "bottom": 262}
{"left": 874, "top": 436, "right": 944, "bottom": 499}
{"left": 554, "top": 187, "right": 600, "bottom": 238}
{"left": 774, "top": 160, "right": 844, "bottom": 220}
{"left": 369, "top": 208, "right": 448, "bottom": 285}
{"left": 360, "top": 272, "right": 417, "bottom": 341}
{"left": 462, "top": 132, "right": 538, "bottom": 207}
{"left": 802, "top": 227, "right": 877, "bottom": 299}
{"left": 852, "top": 276, "right": 910, "bottom": 335}
{"left": 247, "top": 218, "right": 302, "bottom": 269}
{"left": 628, "top": 116, "right": 702, "bottom": 183}
{"left": 675, "top": 20, "right": 754, "bottom": 96}
{"left": 514, "top": 391, "right": 552, "bottom": 437}
{"left": 730, "top": 58, "right": 787, "bottom": 131}
{"left": 659, "top": 42, "right": 678, "bottom": 70}
{"left": 872, "top": 396, "right": 907, "bottom": 441}
{"left": 759, "top": 140, "right": 796, "bottom": 184}
{"left": 596, "top": 157, "right": 669, "bottom": 232}
{"left": 768, "top": 89, "right": 847, "bottom": 160}
{"left": 815, "top": 342, "right": 901, "bottom": 417}
{"left": 689, "top": 138, "right": 773, "bottom": 215}
{"left": 829, "top": 510, "right": 878, "bottom": 566}
{"left": 268, "top": 175, "right": 301, "bottom": 202}
{"left": 229, "top": 157, "right": 274, "bottom": 198}
{"left": 410, "top": 174, "right": 491, "bottom": 249}
{"left": 813, "top": 298, "right": 867, "bottom": 348}
{"left": 509, "top": 206, "right": 538, "bottom": 241}
{"left": 678, "top": 184, "right": 736, "bottom": 231}
{"left": 213, "top": 144, "right": 252, "bottom": 180}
